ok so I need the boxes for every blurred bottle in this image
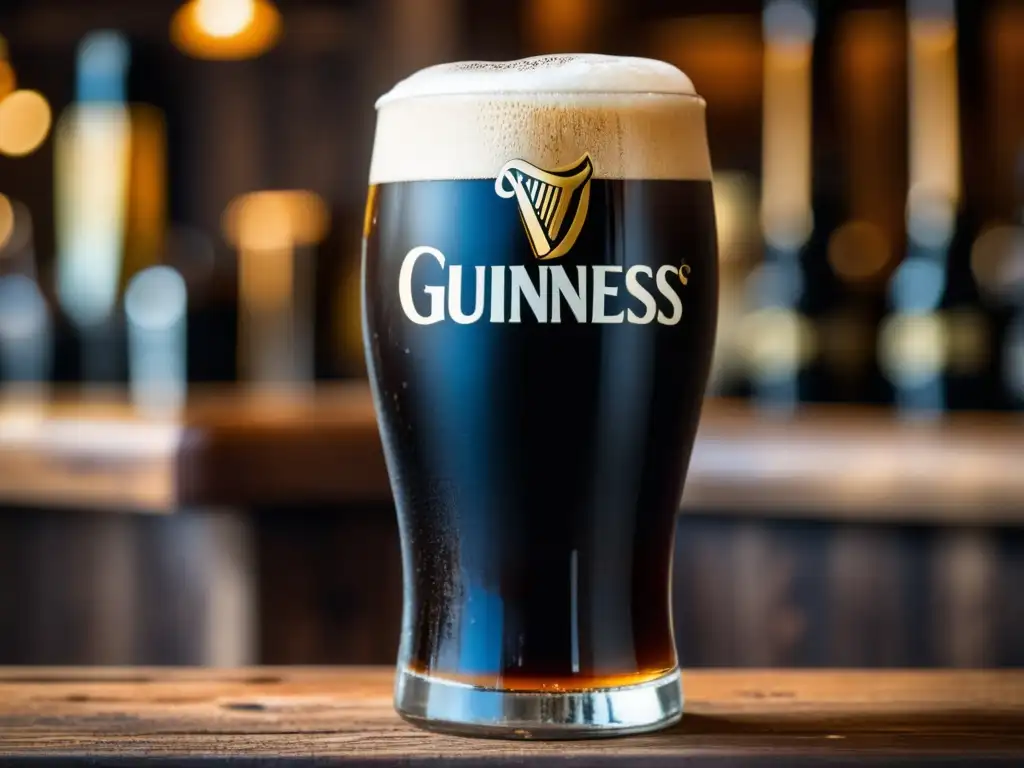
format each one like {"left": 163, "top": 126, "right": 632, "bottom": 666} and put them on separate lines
{"left": 878, "top": 0, "right": 961, "bottom": 418}
{"left": 997, "top": 151, "right": 1024, "bottom": 408}
{"left": 809, "top": 6, "right": 905, "bottom": 407}
{"left": 746, "top": 0, "right": 818, "bottom": 413}
{"left": 646, "top": 11, "right": 764, "bottom": 401}
{"left": 972, "top": 2, "right": 1024, "bottom": 410}
{"left": 0, "top": 275, "right": 51, "bottom": 389}
{"left": 55, "top": 31, "right": 171, "bottom": 388}
{"left": 938, "top": 0, "right": 999, "bottom": 412}
{"left": 0, "top": 195, "right": 52, "bottom": 397}
{"left": 222, "top": 190, "right": 329, "bottom": 391}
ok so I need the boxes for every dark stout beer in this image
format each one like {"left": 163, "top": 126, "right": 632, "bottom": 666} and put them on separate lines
{"left": 363, "top": 54, "right": 718, "bottom": 737}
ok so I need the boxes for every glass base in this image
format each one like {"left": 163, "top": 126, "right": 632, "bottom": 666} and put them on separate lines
{"left": 394, "top": 667, "right": 683, "bottom": 739}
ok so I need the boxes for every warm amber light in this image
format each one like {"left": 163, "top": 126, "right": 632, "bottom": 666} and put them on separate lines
{"left": 223, "top": 190, "right": 329, "bottom": 251}
{"left": 53, "top": 104, "right": 133, "bottom": 328}
{"left": 0, "top": 61, "right": 15, "bottom": 102}
{"left": 761, "top": 1, "right": 816, "bottom": 251}
{"left": 123, "top": 105, "right": 168, "bottom": 286}
{"left": 712, "top": 172, "right": 757, "bottom": 263}
{"left": 0, "top": 193, "right": 13, "bottom": 251}
{"left": 828, "top": 221, "right": 892, "bottom": 284}
{"left": 0, "top": 90, "right": 52, "bottom": 157}
{"left": 171, "top": 0, "right": 282, "bottom": 60}
{"left": 907, "top": 2, "right": 961, "bottom": 235}
{"left": 223, "top": 190, "right": 329, "bottom": 313}
{"left": 195, "top": 0, "right": 255, "bottom": 38}
{"left": 526, "top": 0, "right": 603, "bottom": 52}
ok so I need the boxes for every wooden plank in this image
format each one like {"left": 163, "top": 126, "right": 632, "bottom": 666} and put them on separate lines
{"left": 0, "top": 385, "right": 1023, "bottom": 523}
{"left": 0, "top": 668, "right": 1021, "bottom": 765}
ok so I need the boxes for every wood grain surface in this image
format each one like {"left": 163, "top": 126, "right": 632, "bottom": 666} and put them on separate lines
{"left": 1, "top": 385, "right": 1023, "bottom": 522}
{"left": 0, "top": 668, "right": 1021, "bottom": 765}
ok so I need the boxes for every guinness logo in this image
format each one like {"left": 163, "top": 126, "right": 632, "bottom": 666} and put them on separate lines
{"left": 495, "top": 153, "right": 594, "bottom": 260}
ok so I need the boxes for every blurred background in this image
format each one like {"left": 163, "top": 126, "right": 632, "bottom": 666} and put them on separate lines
{"left": 0, "top": 0, "right": 1021, "bottom": 670}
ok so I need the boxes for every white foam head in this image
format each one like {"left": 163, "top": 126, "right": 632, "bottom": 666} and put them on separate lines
{"left": 369, "top": 54, "right": 710, "bottom": 184}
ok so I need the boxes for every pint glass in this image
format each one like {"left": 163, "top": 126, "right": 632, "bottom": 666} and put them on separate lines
{"left": 363, "top": 54, "right": 718, "bottom": 738}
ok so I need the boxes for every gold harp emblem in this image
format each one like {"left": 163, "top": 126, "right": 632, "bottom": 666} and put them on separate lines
{"left": 495, "top": 153, "right": 594, "bottom": 260}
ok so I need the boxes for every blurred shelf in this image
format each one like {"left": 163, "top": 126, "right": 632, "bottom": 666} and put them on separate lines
{"left": 0, "top": 383, "right": 386, "bottom": 514}
{"left": 0, "top": 384, "right": 1022, "bottom": 525}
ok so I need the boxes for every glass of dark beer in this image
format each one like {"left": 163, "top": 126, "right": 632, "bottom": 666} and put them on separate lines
{"left": 363, "top": 54, "right": 718, "bottom": 738}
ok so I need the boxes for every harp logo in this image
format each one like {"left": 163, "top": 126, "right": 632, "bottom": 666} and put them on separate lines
{"left": 495, "top": 153, "right": 594, "bottom": 260}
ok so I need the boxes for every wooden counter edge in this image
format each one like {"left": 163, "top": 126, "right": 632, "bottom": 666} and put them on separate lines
{"left": 0, "top": 668, "right": 1022, "bottom": 763}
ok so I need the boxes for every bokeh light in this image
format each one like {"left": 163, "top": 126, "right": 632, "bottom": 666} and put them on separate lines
{"left": 739, "top": 307, "right": 817, "bottom": 378}
{"left": 828, "top": 220, "right": 892, "bottom": 284}
{"left": 763, "top": 0, "right": 816, "bottom": 48}
{"left": 76, "top": 31, "right": 130, "bottom": 104}
{"left": 171, "top": 0, "right": 282, "bottom": 60}
{"left": 0, "top": 34, "right": 13, "bottom": 101}
{"left": 0, "top": 198, "right": 33, "bottom": 258}
{"left": 0, "top": 193, "right": 13, "bottom": 252}
{"left": 878, "top": 313, "right": 947, "bottom": 386}
{"left": 906, "top": 185, "right": 956, "bottom": 249}
{"left": 0, "top": 90, "right": 52, "bottom": 157}
{"left": 890, "top": 256, "right": 946, "bottom": 313}
{"left": 125, "top": 266, "right": 188, "bottom": 332}
{"left": 971, "top": 224, "right": 1024, "bottom": 304}
{"left": 0, "top": 274, "right": 48, "bottom": 344}
{"left": 0, "top": 65, "right": 14, "bottom": 103}
{"left": 944, "top": 308, "right": 989, "bottom": 375}
{"left": 223, "top": 190, "right": 330, "bottom": 251}
{"left": 196, "top": 0, "right": 256, "bottom": 38}
{"left": 713, "top": 172, "right": 757, "bottom": 263}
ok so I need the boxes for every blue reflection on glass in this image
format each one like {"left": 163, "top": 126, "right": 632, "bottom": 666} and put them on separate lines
{"left": 455, "top": 574, "right": 504, "bottom": 676}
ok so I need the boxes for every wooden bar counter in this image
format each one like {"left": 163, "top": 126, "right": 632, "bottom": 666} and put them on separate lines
{"left": 1, "top": 383, "right": 1022, "bottom": 523}
{"left": 0, "top": 668, "right": 1021, "bottom": 765}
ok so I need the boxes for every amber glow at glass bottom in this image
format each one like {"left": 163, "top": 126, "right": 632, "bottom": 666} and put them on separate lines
{"left": 404, "top": 662, "right": 677, "bottom": 692}
{"left": 395, "top": 666, "right": 683, "bottom": 739}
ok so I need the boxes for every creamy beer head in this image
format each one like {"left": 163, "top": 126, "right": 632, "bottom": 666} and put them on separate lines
{"left": 369, "top": 54, "right": 710, "bottom": 184}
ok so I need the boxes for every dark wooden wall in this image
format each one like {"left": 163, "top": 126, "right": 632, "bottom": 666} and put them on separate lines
{"left": 0, "top": 505, "right": 1020, "bottom": 668}
{"left": 256, "top": 507, "right": 1024, "bottom": 669}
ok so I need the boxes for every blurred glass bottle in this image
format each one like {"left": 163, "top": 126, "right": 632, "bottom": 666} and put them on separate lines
{"left": 0, "top": 196, "right": 52, "bottom": 395}
{"left": 810, "top": 5, "right": 906, "bottom": 407}
{"left": 878, "top": 0, "right": 963, "bottom": 417}
{"left": 937, "top": 0, "right": 1002, "bottom": 412}
{"left": 970, "top": 2, "right": 1024, "bottom": 410}
{"left": 55, "top": 31, "right": 171, "bottom": 387}
{"left": 743, "top": 0, "right": 818, "bottom": 413}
